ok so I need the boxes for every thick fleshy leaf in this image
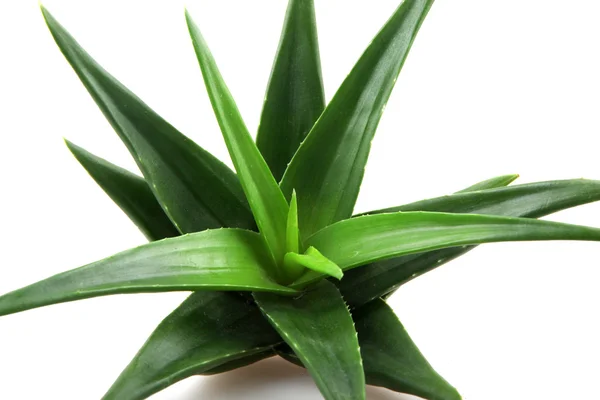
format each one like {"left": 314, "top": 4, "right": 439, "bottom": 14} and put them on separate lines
{"left": 280, "top": 0, "right": 434, "bottom": 239}
{"left": 42, "top": 7, "right": 253, "bottom": 234}
{"left": 254, "top": 281, "right": 365, "bottom": 400}
{"left": 293, "top": 210, "right": 600, "bottom": 286}
{"left": 104, "top": 291, "right": 281, "bottom": 400}
{"left": 65, "top": 141, "right": 179, "bottom": 241}
{"left": 455, "top": 173, "right": 518, "bottom": 193}
{"left": 340, "top": 179, "right": 600, "bottom": 306}
{"left": 186, "top": 11, "right": 289, "bottom": 271}
{"left": 0, "top": 229, "right": 296, "bottom": 317}
{"left": 256, "top": 0, "right": 325, "bottom": 181}
{"left": 278, "top": 299, "right": 460, "bottom": 400}
{"left": 354, "top": 299, "right": 460, "bottom": 400}
{"left": 372, "top": 179, "right": 600, "bottom": 216}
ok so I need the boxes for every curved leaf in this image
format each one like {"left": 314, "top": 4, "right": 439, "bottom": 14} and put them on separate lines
{"left": 186, "top": 11, "right": 289, "bottom": 271}
{"left": 341, "top": 179, "right": 600, "bottom": 306}
{"left": 294, "top": 211, "right": 600, "bottom": 286}
{"left": 254, "top": 281, "right": 365, "bottom": 400}
{"left": 372, "top": 179, "right": 600, "bottom": 216}
{"left": 104, "top": 291, "right": 281, "bottom": 400}
{"left": 278, "top": 299, "right": 461, "bottom": 400}
{"left": 455, "top": 173, "right": 518, "bottom": 193}
{"left": 42, "top": 7, "right": 253, "bottom": 234}
{"left": 65, "top": 141, "right": 179, "bottom": 241}
{"left": 280, "top": 0, "right": 435, "bottom": 239}
{"left": 256, "top": 0, "right": 325, "bottom": 181}
{"left": 0, "top": 229, "right": 296, "bottom": 317}
{"left": 284, "top": 247, "right": 343, "bottom": 280}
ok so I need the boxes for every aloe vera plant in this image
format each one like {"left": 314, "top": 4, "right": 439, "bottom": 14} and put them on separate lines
{"left": 2, "top": 1, "right": 600, "bottom": 399}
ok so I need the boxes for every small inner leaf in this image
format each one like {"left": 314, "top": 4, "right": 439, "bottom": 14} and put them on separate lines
{"left": 286, "top": 190, "right": 300, "bottom": 254}
{"left": 284, "top": 247, "right": 343, "bottom": 281}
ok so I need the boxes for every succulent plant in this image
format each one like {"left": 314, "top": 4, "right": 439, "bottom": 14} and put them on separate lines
{"left": 2, "top": 0, "right": 600, "bottom": 399}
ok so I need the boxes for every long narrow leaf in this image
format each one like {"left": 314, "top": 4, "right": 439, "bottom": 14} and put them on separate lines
{"left": 186, "top": 11, "right": 289, "bottom": 269}
{"left": 0, "top": 229, "right": 296, "bottom": 317}
{"left": 254, "top": 281, "right": 365, "bottom": 400}
{"left": 66, "top": 141, "right": 179, "bottom": 241}
{"left": 41, "top": 7, "right": 253, "bottom": 234}
{"left": 256, "top": 0, "right": 325, "bottom": 181}
{"left": 294, "top": 211, "right": 600, "bottom": 286}
{"left": 278, "top": 299, "right": 460, "bottom": 400}
{"left": 340, "top": 179, "right": 600, "bottom": 306}
{"left": 104, "top": 291, "right": 281, "bottom": 400}
{"left": 280, "top": 0, "right": 434, "bottom": 239}
{"left": 455, "top": 173, "right": 518, "bottom": 193}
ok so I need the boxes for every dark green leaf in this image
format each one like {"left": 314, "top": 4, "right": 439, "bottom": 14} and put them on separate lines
{"left": 186, "top": 11, "right": 289, "bottom": 271}
{"left": 341, "top": 179, "right": 600, "bottom": 306}
{"left": 256, "top": 0, "right": 325, "bottom": 181}
{"left": 42, "top": 7, "right": 253, "bottom": 234}
{"left": 280, "top": 0, "right": 434, "bottom": 239}
{"left": 277, "top": 299, "right": 461, "bottom": 400}
{"left": 254, "top": 281, "right": 365, "bottom": 400}
{"left": 354, "top": 299, "right": 460, "bottom": 400}
{"left": 65, "top": 141, "right": 179, "bottom": 241}
{"left": 455, "top": 173, "right": 518, "bottom": 193}
{"left": 294, "top": 210, "right": 600, "bottom": 286}
{"left": 0, "top": 229, "right": 296, "bottom": 317}
{"left": 104, "top": 291, "right": 281, "bottom": 400}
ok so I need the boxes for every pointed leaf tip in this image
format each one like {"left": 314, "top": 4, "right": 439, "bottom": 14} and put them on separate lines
{"left": 43, "top": 6, "right": 254, "bottom": 234}
{"left": 64, "top": 140, "right": 180, "bottom": 241}
{"left": 280, "top": 0, "right": 435, "bottom": 239}
{"left": 256, "top": 0, "right": 325, "bottom": 180}
{"left": 186, "top": 10, "right": 290, "bottom": 272}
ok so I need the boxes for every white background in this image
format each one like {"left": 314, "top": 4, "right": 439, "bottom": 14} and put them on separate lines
{"left": 1, "top": 0, "right": 600, "bottom": 399}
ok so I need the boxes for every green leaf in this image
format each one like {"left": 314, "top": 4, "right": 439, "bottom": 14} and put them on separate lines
{"left": 41, "top": 7, "right": 253, "bottom": 234}
{"left": 278, "top": 299, "right": 461, "bottom": 400}
{"left": 65, "top": 141, "right": 179, "bottom": 241}
{"left": 294, "top": 210, "right": 600, "bottom": 286}
{"left": 372, "top": 179, "right": 600, "bottom": 216}
{"left": 283, "top": 191, "right": 305, "bottom": 280}
{"left": 284, "top": 247, "right": 343, "bottom": 280}
{"left": 0, "top": 229, "right": 296, "bottom": 317}
{"left": 254, "top": 281, "right": 365, "bottom": 400}
{"left": 280, "top": 0, "right": 434, "bottom": 239}
{"left": 286, "top": 190, "right": 301, "bottom": 254}
{"left": 256, "top": 0, "right": 325, "bottom": 181}
{"left": 186, "top": 11, "right": 289, "bottom": 271}
{"left": 455, "top": 173, "right": 519, "bottom": 193}
{"left": 339, "top": 179, "right": 600, "bottom": 306}
{"left": 354, "top": 299, "right": 460, "bottom": 400}
{"left": 104, "top": 291, "right": 281, "bottom": 400}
